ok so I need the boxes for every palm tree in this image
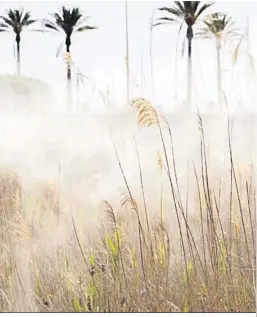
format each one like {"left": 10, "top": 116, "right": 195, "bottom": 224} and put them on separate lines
{"left": 43, "top": 6, "right": 96, "bottom": 108}
{"left": 0, "top": 9, "right": 37, "bottom": 76}
{"left": 197, "top": 12, "right": 240, "bottom": 108}
{"left": 155, "top": 1, "right": 214, "bottom": 110}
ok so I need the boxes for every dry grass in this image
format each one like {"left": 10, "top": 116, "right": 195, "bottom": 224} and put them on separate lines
{"left": 0, "top": 103, "right": 255, "bottom": 312}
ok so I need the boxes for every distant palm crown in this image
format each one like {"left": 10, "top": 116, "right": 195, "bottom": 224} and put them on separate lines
{"left": 200, "top": 12, "right": 240, "bottom": 43}
{"left": 43, "top": 6, "right": 96, "bottom": 51}
{"left": 157, "top": 1, "right": 213, "bottom": 39}
{"left": 0, "top": 9, "right": 36, "bottom": 40}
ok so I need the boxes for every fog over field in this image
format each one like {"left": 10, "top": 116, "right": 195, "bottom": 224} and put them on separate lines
{"left": 0, "top": 98, "right": 254, "bottom": 228}
{"left": 0, "top": 0, "right": 255, "bottom": 313}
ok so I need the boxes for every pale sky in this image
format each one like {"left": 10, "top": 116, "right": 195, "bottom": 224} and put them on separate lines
{"left": 0, "top": 1, "right": 256, "bottom": 111}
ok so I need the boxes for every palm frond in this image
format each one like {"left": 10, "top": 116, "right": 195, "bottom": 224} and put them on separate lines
{"left": 7, "top": 9, "right": 16, "bottom": 22}
{"left": 44, "top": 23, "right": 59, "bottom": 32}
{"left": 0, "top": 17, "right": 14, "bottom": 28}
{"left": 191, "top": 1, "right": 201, "bottom": 13}
{"left": 174, "top": 1, "right": 185, "bottom": 13}
{"left": 0, "top": 22, "right": 9, "bottom": 29}
{"left": 21, "top": 11, "right": 32, "bottom": 24}
{"left": 53, "top": 13, "right": 64, "bottom": 28}
{"left": 23, "top": 19, "right": 36, "bottom": 27}
{"left": 76, "top": 25, "right": 97, "bottom": 32}
{"left": 153, "top": 22, "right": 172, "bottom": 27}
{"left": 74, "top": 16, "right": 90, "bottom": 28}
{"left": 157, "top": 6, "right": 183, "bottom": 25}
{"left": 157, "top": 17, "right": 176, "bottom": 23}
{"left": 71, "top": 7, "right": 82, "bottom": 24}
{"left": 29, "top": 28, "right": 47, "bottom": 33}
{"left": 195, "top": 28, "right": 212, "bottom": 40}
{"left": 159, "top": 6, "right": 183, "bottom": 18}
{"left": 195, "top": 2, "right": 214, "bottom": 19}
{"left": 43, "top": 19, "right": 60, "bottom": 32}
{"left": 15, "top": 9, "right": 22, "bottom": 23}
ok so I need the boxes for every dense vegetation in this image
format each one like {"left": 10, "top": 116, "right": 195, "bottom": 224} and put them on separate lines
{"left": 0, "top": 2, "right": 255, "bottom": 313}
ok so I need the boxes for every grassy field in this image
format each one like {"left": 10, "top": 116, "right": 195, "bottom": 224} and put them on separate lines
{"left": 0, "top": 104, "right": 255, "bottom": 312}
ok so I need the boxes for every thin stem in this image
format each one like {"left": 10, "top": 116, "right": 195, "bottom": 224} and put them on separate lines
{"left": 125, "top": 1, "right": 130, "bottom": 105}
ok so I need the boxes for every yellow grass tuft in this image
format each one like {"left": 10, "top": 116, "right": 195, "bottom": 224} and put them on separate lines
{"left": 131, "top": 98, "right": 159, "bottom": 127}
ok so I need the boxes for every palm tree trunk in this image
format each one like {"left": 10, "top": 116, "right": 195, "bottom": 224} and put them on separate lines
{"left": 66, "top": 44, "right": 71, "bottom": 80}
{"left": 16, "top": 34, "right": 21, "bottom": 76}
{"left": 216, "top": 40, "right": 222, "bottom": 110}
{"left": 66, "top": 38, "right": 72, "bottom": 111}
{"left": 187, "top": 26, "right": 193, "bottom": 111}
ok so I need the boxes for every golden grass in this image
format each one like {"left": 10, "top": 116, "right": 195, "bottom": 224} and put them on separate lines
{"left": 0, "top": 105, "right": 255, "bottom": 312}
